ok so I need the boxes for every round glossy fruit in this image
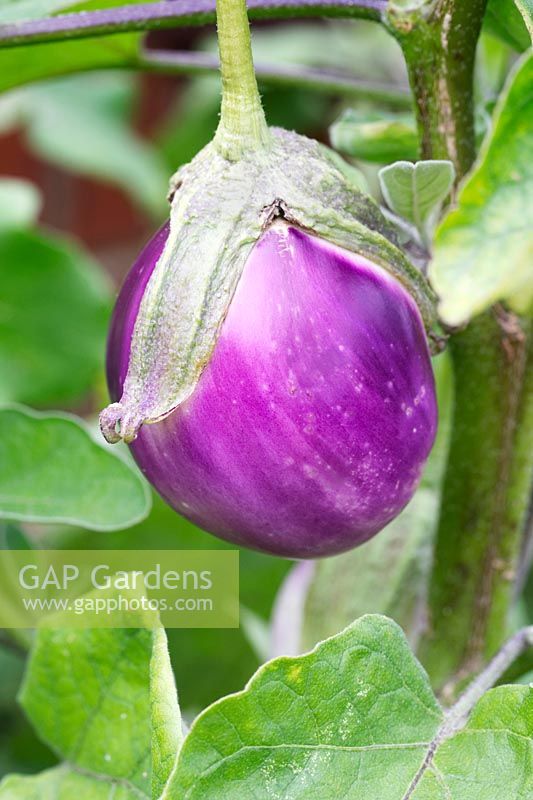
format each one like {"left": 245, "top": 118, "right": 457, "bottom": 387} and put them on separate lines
{"left": 107, "top": 222, "right": 437, "bottom": 558}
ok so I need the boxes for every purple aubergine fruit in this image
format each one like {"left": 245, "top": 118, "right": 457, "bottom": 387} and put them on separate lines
{"left": 103, "top": 131, "right": 438, "bottom": 558}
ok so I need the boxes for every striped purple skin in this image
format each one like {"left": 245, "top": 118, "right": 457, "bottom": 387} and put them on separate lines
{"left": 107, "top": 223, "right": 437, "bottom": 558}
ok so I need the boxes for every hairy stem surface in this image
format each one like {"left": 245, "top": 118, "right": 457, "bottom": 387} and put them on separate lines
{"left": 386, "top": 0, "right": 486, "bottom": 179}
{"left": 214, "top": 0, "right": 269, "bottom": 158}
{"left": 423, "top": 315, "right": 533, "bottom": 693}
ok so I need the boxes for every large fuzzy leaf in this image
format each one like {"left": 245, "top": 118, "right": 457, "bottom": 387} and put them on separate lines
{"left": 0, "top": 406, "right": 150, "bottom": 530}
{"left": 485, "top": 0, "right": 533, "bottom": 50}
{"left": 0, "top": 608, "right": 180, "bottom": 799}
{"left": 170, "top": 615, "right": 533, "bottom": 798}
{"left": 0, "top": 229, "right": 110, "bottom": 407}
{"left": 430, "top": 52, "right": 533, "bottom": 325}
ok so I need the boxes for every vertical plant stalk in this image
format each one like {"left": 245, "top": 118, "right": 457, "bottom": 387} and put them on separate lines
{"left": 214, "top": 0, "right": 270, "bottom": 159}
{"left": 387, "top": 0, "right": 486, "bottom": 178}
{"left": 389, "top": 0, "right": 533, "bottom": 694}
{"left": 424, "top": 314, "right": 532, "bottom": 693}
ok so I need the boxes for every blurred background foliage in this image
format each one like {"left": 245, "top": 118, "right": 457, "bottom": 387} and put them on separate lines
{"left": 0, "top": 8, "right": 528, "bottom": 781}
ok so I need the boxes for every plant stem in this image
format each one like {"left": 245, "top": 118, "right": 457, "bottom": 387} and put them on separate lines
{"left": 443, "top": 625, "right": 533, "bottom": 726}
{"left": 213, "top": 0, "right": 269, "bottom": 158}
{"left": 425, "top": 314, "right": 532, "bottom": 694}
{"left": 141, "top": 48, "right": 412, "bottom": 107}
{"left": 0, "top": 0, "right": 386, "bottom": 49}
{"left": 386, "top": 0, "right": 486, "bottom": 179}
{"left": 390, "top": 0, "right": 533, "bottom": 695}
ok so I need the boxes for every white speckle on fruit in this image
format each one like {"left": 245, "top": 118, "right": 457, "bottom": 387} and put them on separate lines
{"left": 414, "top": 384, "right": 427, "bottom": 405}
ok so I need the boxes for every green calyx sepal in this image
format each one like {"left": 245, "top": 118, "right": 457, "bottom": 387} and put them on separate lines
{"left": 100, "top": 128, "right": 438, "bottom": 445}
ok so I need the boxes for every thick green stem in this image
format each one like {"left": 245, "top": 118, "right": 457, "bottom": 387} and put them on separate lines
{"left": 422, "top": 314, "right": 533, "bottom": 694}
{"left": 387, "top": 0, "right": 486, "bottom": 179}
{"left": 390, "top": 0, "right": 533, "bottom": 694}
{"left": 214, "top": 0, "right": 270, "bottom": 159}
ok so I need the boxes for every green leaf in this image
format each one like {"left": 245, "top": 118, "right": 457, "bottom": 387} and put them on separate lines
{"left": 20, "top": 628, "right": 153, "bottom": 795}
{"left": 411, "top": 685, "right": 533, "bottom": 798}
{"left": 0, "top": 767, "right": 144, "bottom": 799}
{"left": 2, "top": 614, "right": 531, "bottom": 798}
{"left": 484, "top": 0, "right": 533, "bottom": 50}
{"left": 516, "top": 0, "right": 533, "bottom": 40}
{"left": 0, "top": 603, "right": 181, "bottom": 799}
{"left": 430, "top": 52, "right": 533, "bottom": 326}
{"left": 330, "top": 109, "right": 418, "bottom": 164}
{"left": 379, "top": 159, "right": 455, "bottom": 244}
{"left": 48, "top": 493, "right": 290, "bottom": 713}
{"left": 0, "top": 406, "right": 151, "bottom": 530}
{"left": 0, "top": 178, "right": 41, "bottom": 229}
{"left": 171, "top": 615, "right": 443, "bottom": 799}
{"left": 171, "top": 616, "right": 533, "bottom": 798}
{"left": 0, "top": 74, "right": 168, "bottom": 216}
{"left": 0, "top": 33, "right": 141, "bottom": 95}
{"left": 151, "top": 627, "right": 183, "bottom": 798}
{"left": 0, "top": 228, "right": 109, "bottom": 406}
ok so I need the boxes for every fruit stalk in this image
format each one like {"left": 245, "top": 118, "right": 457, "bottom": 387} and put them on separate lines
{"left": 214, "top": 0, "right": 270, "bottom": 159}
